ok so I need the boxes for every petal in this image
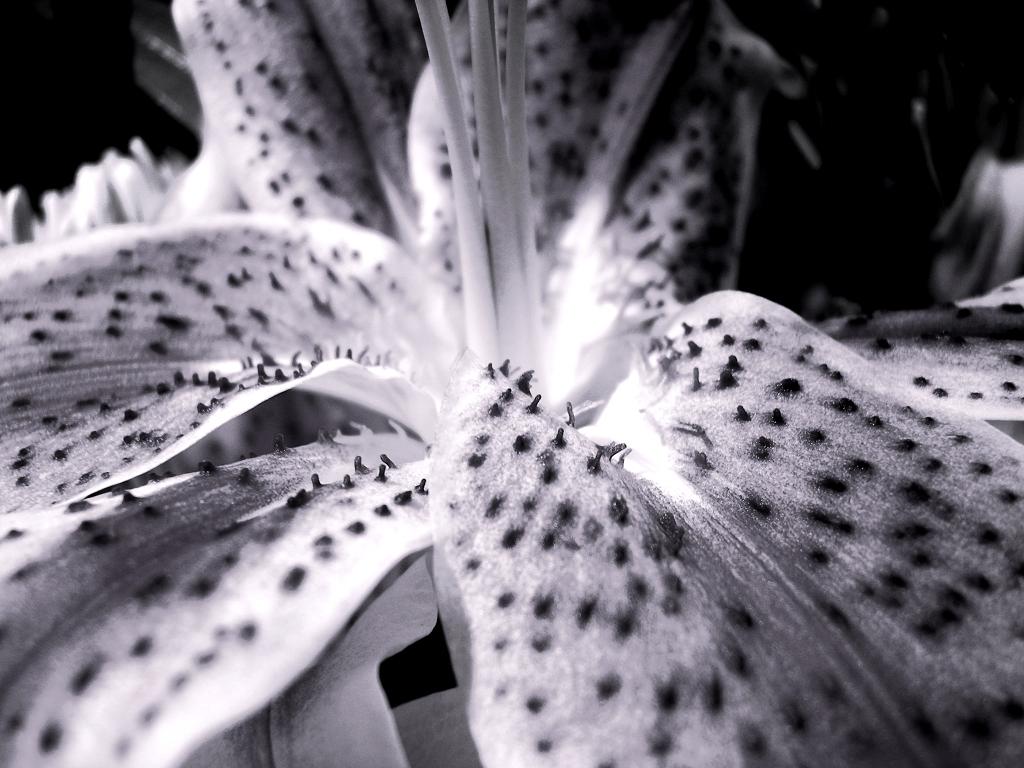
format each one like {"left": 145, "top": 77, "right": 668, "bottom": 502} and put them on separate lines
{"left": 0, "top": 436, "right": 431, "bottom": 768}
{"left": 139, "top": 394, "right": 426, "bottom": 488}
{"left": 932, "top": 151, "right": 1024, "bottom": 302}
{"left": 545, "top": 0, "right": 797, "bottom": 399}
{"left": 157, "top": 130, "right": 244, "bottom": 223}
{"left": 407, "top": 1, "right": 795, "bottom": 397}
{"left": 821, "top": 278, "right": 1024, "bottom": 419}
{"left": 303, "top": 0, "right": 427, "bottom": 225}
{"left": 173, "top": 0, "right": 413, "bottom": 233}
{"left": 184, "top": 557, "right": 437, "bottom": 768}
{"left": 431, "top": 352, "right": 1024, "bottom": 767}
{"left": 394, "top": 687, "right": 483, "bottom": 768}
{"left": 0, "top": 214, "right": 448, "bottom": 512}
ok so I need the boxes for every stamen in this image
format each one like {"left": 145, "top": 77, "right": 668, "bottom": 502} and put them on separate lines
{"left": 504, "top": 0, "right": 543, "bottom": 353}
{"left": 467, "top": 0, "right": 539, "bottom": 369}
{"left": 416, "top": 0, "right": 542, "bottom": 372}
{"left": 414, "top": 0, "right": 498, "bottom": 359}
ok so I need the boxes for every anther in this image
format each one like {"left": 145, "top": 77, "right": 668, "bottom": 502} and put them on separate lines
{"left": 517, "top": 371, "right": 534, "bottom": 395}
{"left": 605, "top": 442, "right": 627, "bottom": 459}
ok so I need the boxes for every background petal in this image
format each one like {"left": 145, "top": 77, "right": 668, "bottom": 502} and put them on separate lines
{"left": 174, "top": 0, "right": 392, "bottom": 231}
{"left": 821, "top": 278, "right": 1024, "bottom": 419}
{"left": 394, "top": 687, "right": 483, "bottom": 768}
{"left": 303, "top": 0, "right": 426, "bottom": 230}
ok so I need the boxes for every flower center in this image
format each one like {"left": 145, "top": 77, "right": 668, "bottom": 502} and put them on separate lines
{"left": 415, "top": 0, "right": 542, "bottom": 374}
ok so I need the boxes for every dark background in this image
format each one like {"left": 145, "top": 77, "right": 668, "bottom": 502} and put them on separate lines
{"left": 3, "top": 0, "right": 1023, "bottom": 313}
{"left": 0, "top": 1, "right": 197, "bottom": 195}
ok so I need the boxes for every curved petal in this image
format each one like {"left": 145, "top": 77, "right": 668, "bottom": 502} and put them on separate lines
{"left": 431, "top": 352, "right": 1024, "bottom": 767}
{"left": 0, "top": 436, "right": 431, "bottom": 768}
{"left": 184, "top": 557, "right": 437, "bottom": 768}
{"left": 931, "top": 151, "right": 1024, "bottom": 302}
{"left": 157, "top": 129, "right": 244, "bottom": 223}
{"left": 407, "top": 0, "right": 796, "bottom": 399}
{"left": 303, "top": 0, "right": 426, "bottom": 229}
{"left": 172, "top": 0, "right": 383, "bottom": 227}
{"left": 394, "top": 687, "right": 483, "bottom": 768}
{"left": 410, "top": 0, "right": 707, "bottom": 282}
{"left": 821, "top": 278, "right": 1024, "bottom": 420}
{"left": 0, "top": 214, "right": 450, "bottom": 513}
{"left": 545, "top": 0, "right": 799, "bottom": 400}
{"left": 173, "top": 0, "right": 421, "bottom": 234}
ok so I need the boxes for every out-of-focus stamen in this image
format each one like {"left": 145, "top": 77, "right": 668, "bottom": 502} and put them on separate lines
{"left": 414, "top": 0, "right": 499, "bottom": 360}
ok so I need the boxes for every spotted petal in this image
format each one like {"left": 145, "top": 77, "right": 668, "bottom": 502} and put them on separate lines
{"left": 431, "top": 348, "right": 1024, "bottom": 767}
{"left": 413, "top": 0, "right": 692, "bottom": 278}
{"left": 173, "top": 0, "right": 424, "bottom": 233}
{"left": 822, "top": 277, "right": 1024, "bottom": 420}
{"left": 0, "top": 214, "right": 447, "bottom": 513}
{"left": 545, "top": 0, "right": 798, "bottom": 399}
{"left": 0, "top": 435, "right": 430, "bottom": 768}
{"left": 184, "top": 557, "right": 437, "bottom": 768}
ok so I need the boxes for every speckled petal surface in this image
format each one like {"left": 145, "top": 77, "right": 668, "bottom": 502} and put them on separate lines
{"left": 545, "top": 0, "right": 796, "bottom": 400}
{"left": 823, "top": 278, "right": 1024, "bottom": 419}
{"left": 431, "top": 346, "right": 1024, "bottom": 767}
{"left": 303, "top": 0, "right": 426, "bottom": 224}
{"left": 0, "top": 436, "right": 431, "bottom": 768}
{"left": 0, "top": 214, "right": 448, "bottom": 512}
{"left": 174, "top": 0, "right": 392, "bottom": 230}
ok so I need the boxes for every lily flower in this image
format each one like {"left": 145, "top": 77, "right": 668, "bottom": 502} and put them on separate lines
{"left": 1, "top": 140, "right": 185, "bottom": 247}
{"left": 1, "top": 2, "right": 1023, "bottom": 767}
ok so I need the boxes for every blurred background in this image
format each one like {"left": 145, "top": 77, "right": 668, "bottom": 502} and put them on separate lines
{"left": 3, "top": 0, "right": 1024, "bottom": 313}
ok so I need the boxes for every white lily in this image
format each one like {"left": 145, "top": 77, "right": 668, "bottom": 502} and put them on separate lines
{"left": 1, "top": 2, "right": 1023, "bottom": 768}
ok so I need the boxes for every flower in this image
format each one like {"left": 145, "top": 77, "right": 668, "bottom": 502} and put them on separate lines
{"left": 0, "top": 141, "right": 186, "bottom": 247}
{"left": 1, "top": 1, "right": 1023, "bottom": 767}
